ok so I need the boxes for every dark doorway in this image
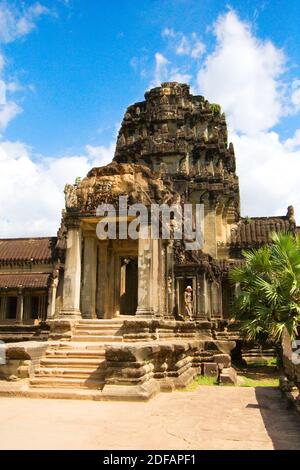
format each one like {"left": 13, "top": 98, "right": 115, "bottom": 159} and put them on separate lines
{"left": 119, "top": 257, "right": 138, "bottom": 315}
{"left": 30, "top": 296, "right": 39, "bottom": 320}
{"left": 6, "top": 296, "right": 17, "bottom": 320}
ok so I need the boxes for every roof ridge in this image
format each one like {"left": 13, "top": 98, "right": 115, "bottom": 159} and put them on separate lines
{"left": 0, "top": 236, "right": 56, "bottom": 241}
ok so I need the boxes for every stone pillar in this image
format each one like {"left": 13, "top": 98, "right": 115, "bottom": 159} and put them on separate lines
{"left": 165, "top": 240, "right": 175, "bottom": 318}
{"left": 206, "top": 281, "right": 212, "bottom": 321}
{"left": 96, "top": 241, "right": 108, "bottom": 318}
{"left": 151, "top": 238, "right": 159, "bottom": 316}
{"left": 0, "top": 296, "right": 6, "bottom": 321}
{"left": 106, "top": 242, "right": 115, "bottom": 318}
{"left": 211, "top": 281, "right": 220, "bottom": 318}
{"left": 196, "top": 273, "right": 209, "bottom": 320}
{"left": 203, "top": 196, "right": 217, "bottom": 258}
{"left": 39, "top": 296, "right": 47, "bottom": 320}
{"left": 136, "top": 231, "right": 154, "bottom": 317}
{"left": 16, "top": 288, "right": 24, "bottom": 323}
{"left": 60, "top": 222, "right": 82, "bottom": 319}
{"left": 47, "top": 278, "right": 58, "bottom": 319}
{"left": 81, "top": 235, "right": 97, "bottom": 319}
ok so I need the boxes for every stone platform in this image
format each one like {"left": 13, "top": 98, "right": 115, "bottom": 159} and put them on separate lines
{"left": 0, "top": 318, "right": 237, "bottom": 401}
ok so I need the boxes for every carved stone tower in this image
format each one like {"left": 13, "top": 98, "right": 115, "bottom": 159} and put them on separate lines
{"left": 114, "top": 82, "right": 240, "bottom": 258}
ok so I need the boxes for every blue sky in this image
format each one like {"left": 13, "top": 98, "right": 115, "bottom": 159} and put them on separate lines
{"left": 0, "top": 0, "right": 300, "bottom": 236}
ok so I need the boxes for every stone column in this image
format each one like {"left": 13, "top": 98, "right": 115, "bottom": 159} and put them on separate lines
{"left": 206, "top": 281, "right": 212, "bottom": 321}
{"left": 47, "top": 278, "right": 58, "bottom": 319}
{"left": 0, "top": 296, "right": 6, "bottom": 321}
{"left": 211, "top": 281, "right": 220, "bottom": 318}
{"left": 106, "top": 242, "right": 115, "bottom": 318}
{"left": 165, "top": 240, "right": 175, "bottom": 318}
{"left": 60, "top": 221, "right": 82, "bottom": 319}
{"left": 203, "top": 195, "right": 217, "bottom": 258}
{"left": 81, "top": 235, "right": 97, "bottom": 319}
{"left": 39, "top": 296, "right": 47, "bottom": 320}
{"left": 136, "top": 231, "right": 154, "bottom": 317}
{"left": 151, "top": 238, "right": 159, "bottom": 316}
{"left": 16, "top": 288, "right": 24, "bottom": 323}
{"left": 96, "top": 240, "right": 108, "bottom": 318}
{"left": 196, "top": 273, "right": 209, "bottom": 320}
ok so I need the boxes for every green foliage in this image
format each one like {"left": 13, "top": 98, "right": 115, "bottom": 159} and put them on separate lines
{"left": 179, "top": 375, "right": 218, "bottom": 391}
{"left": 195, "top": 375, "right": 218, "bottom": 386}
{"left": 210, "top": 103, "right": 221, "bottom": 116}
{"left": 240, "top": 377, "right": 279, "bottom": 387}
{"left": 229, "top": 233, "right": 300, "bottom": 344}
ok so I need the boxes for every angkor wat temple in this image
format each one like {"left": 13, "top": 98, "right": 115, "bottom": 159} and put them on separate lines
{"left": 0, "top": 82, "right": 297, "bottom": 400}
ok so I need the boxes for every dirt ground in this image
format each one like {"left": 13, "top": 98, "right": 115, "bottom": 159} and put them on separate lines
{"left": 0, "top": 386, "right": 299, "bottom": 450}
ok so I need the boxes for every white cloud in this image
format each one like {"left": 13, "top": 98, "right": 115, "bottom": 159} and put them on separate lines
{"left": 150, "top": 52, "right": 170, "bottom": 88}
{"left": 162, "top": 29, "right": 205, "bottom": 60}
{"left": 0, "top": 140, "right": 115, "bottom": 237}
{"left": 232, "top": 130, "right": 300, "bottom": 217}
{"left": 197, "top": 10, "right": 285, "bottom": 135}
{"left": 284, "top": 129, "right": 300, "bottom": 151}
{"left": 162, "top": 28, "right": 176, "bottom": 39}
{"left": 0, "top": 1, "right": 50, "bottom": 43}
{"left": 190, "top": 33, "right": 205, "bottom": 59}
{"left": 176, "top": 36, "right": 190, "bottom": 56}
{"left": 168, "top": 70, "right": 191, "bottom": 83}
{"left": 156, "top": 11, "right": 300, "bottom": 220}
{"left": 195, "top": 11, "right": 300, "bottom": 219}
{"left": 0, "top": 100, "right": 22, "bottom": 132}
{"left": 149, "top": 52, "right": 192, "bottom": 88}
{"left": 291, "top": 79, "right": 300, "bottom": 112}
{"left": 0, "top": 2, "right": 51, "bottom": 133}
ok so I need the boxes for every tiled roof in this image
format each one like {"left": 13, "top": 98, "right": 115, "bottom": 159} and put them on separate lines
{"left": 229, "top": 217, "right": 293, "bottom": 248}
{"left": 0, "top": 273, "right": 50, "bottom": 289}
{"left": 0, "top": 237, "right": 56, "bottom": 265}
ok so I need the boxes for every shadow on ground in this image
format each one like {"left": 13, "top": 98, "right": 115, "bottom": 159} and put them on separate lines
{"left": 254, "top": 387, "right": 300, "bottom": 450}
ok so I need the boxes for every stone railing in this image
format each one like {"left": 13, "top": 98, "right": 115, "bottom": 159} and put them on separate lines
{"left": 280, "top": 328, "right": 300, "bottom": 412}
{"left": 120, "top": 319, "right": 212, "bottom": 342}
{"left": 0, "top": 341, "right": 48, "bottom": 381}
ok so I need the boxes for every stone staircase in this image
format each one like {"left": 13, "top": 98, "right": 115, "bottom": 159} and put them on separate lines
{"left": 29, "top": 318, "right": 126, "bottom": 391}
{"left": 214, "top": 330, "right": 240, "bottom": 341}
{"left": 72, "top": 318, "right": 124, "bottom": 342}
{"left": 241, "top": 345, "right": 276, "bottom": 365}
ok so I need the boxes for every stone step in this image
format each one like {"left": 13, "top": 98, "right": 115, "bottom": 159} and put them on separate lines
{"left": 41, "top": 358, "right": 105, "bottom": 368}
{"left": 72, "top": 335, "right": 123, "bottom": 342}
{"left": 78, "top": 319, "right": 125, "bottom": 325}
{"left": 54, "top": 342, "right": 106, "bottom": 350}
{"left": 4, "top": 387, "right": 104, "bottom": 400}
{"left": 46, "top": 348, "right": 105, "bottom": 357}
{"left": 76, "top": 325, "right": 122, "bottom": 332}
{"left": 35, "top": 367, "right": 105, "bottom": 379}
{"left": 30, "top": 377, "right": 104, "bottom": 389}
{"left": 75, "top": 328, "right": 121, "bottom": 336}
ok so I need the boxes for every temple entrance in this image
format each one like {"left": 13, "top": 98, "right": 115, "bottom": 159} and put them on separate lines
{"left": 119, "top": 256, "right": 138, "bottom": 315}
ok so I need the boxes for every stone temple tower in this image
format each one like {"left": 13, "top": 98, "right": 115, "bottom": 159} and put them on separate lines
{"left": 114, "top": 82, "right": 240, "bottom": 259}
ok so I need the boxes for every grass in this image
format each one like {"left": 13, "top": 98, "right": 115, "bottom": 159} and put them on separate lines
{"left": 179, "top": 362, "right": 279, "bottom": 392}
{"left": 179, "top": 375, "right": 218, "bottom": 392}
{"left": 239, "top": 376, "right": 279, "bottom": 387}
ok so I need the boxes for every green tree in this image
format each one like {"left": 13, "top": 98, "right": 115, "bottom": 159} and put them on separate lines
{"left": 229, "top": 233, "right": 300, "bottom": 344}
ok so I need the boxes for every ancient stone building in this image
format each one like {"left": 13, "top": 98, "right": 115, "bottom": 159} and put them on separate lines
{"left": 0, "top": 82, "right": 298, "bottom": 399}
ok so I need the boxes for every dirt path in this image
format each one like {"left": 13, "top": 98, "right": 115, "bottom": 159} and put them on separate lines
{"left": 0, "top": 386, "right": 299, "bottom": 450}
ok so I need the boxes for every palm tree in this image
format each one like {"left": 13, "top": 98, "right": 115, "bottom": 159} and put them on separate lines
{"left": 229, "top": 233, "right": 300, "bottom": 344}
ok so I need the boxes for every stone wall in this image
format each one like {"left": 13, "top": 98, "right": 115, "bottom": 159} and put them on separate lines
{"left": 103, "top": 338, "right": 236, "bottom": 400}
{"left": 280, "top": 328, "right": 300, "bottom": 413}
